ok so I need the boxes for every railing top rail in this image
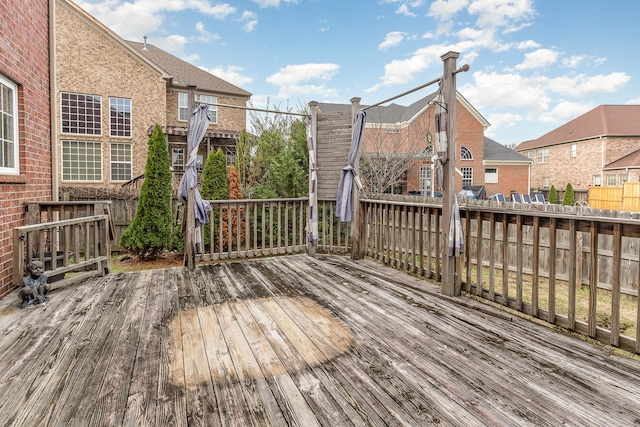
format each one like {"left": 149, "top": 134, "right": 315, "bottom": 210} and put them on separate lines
{"left": 206, "top": 197, "right": 308, "bottom": 204}
{"left": 25, "top": 201, "right": 112, "bottom": 207}
{"left": 15, "top": 214, "right": 109, "bottom": 233}
{"left": 360, "top": 198, "right": 443, "bottom": 209}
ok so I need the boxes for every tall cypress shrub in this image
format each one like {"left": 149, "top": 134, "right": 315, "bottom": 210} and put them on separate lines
{"left": 548, "top": 185, "right": 558, "bottom": 204}
{"left": 563, "top": 183, "right": 575, "bottom": 206}
{"left": 120, "top": 124, "right": 173, "bottom": 258}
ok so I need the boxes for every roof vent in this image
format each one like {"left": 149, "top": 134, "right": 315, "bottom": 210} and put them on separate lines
{"left": 142, "top": 35, "right": 148, "bottom": 51}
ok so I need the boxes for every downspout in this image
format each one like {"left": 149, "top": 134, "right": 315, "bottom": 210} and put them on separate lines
{"left": 49, "top": 0, "right": 59, "bottom": 201}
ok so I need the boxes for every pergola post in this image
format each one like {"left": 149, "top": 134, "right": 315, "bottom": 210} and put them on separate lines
{"left": 184, "top": 84, "right": 197, "bottom": 270}
{"left": 440, "top": 51, "right": 459, "bottom": 296}
{"left": 307, "top": 101, "right": 319, "bottom": 256}
{"left": 350, "top": 97, "right": 362, "bottom": 259}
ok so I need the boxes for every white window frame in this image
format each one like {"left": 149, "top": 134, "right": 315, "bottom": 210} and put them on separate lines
{"left": 199, "top": 94, "right": 218, "bottom": 124}
{"left": 109, "top": 97, "right": 132, "bottom": 137}
{"left": 593, "top": 175, "right": 602, "bottom": 186}
{"left": 537, "top": 148, "right": 549, "bottom": 164}
{"left": 606, "top": 174, "right": 617, "bottom": 186}
{"left": 460, "top": 146, "right": 473, "bottom": 160}
{"left": 619, "top": 173, "right": 629, "bottom": 185}
{"left": 526, "top": 150, "right": 534, "bottom": 160}
{"left": 484, "top": 168, "right": 498, "bottom": 184}
{"left": 542, "top": 177, "right": 550, "bottom": 189}
{"left": 570, "top": 144, "right": 577, "bottom": 158}
{"left": 61, "top": 92, "right": 102, "bottom": 135}
{"left": 0, "top": 74, "right": 19, "bottom": 174}
{"left": 61, "top": 140, "right": 102, "bottom": 182}
{"left": 178, "top": 92, "right": 188, "bottom": 121}
{"left": 172, "top": 148, "right": 184, "bottom": 171}
{"left": 419, "top": 165, "right": 432, "bottom": 193}
{"left": 110, "top": 142, "right": 132, "bottom": 181}
{"left": 461, "top": 167, "right": 473, "bottom": 187}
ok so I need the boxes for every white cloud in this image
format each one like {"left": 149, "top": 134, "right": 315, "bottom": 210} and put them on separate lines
{"left": 517, "top": 40, "right": 540, "bottom": 50}
{"left": 554, "top": 72, "right": 631, "bottom": 97}
{"left": 240, "top": 10, "right": 258, "bottom": 32}
{"left": 194, "top": 22, "right": 219, "bottom": 43}
{"left": 537, "top": 101, "right": 594, "bottom": 123}
{"left": 515, "top": 48, "right": 558, "bottom": 70}
{"left": 74, "top": 0, "right": 236, "bottom": 40}
{"left": 154, "top": 35, "right": 200, "bottom": 62}
{"left": 468, "top": 0, "right": 535, "bottom": 28}
{"left": 203, "top": 65, "right": 253, "bottom": 87}
{"left": 379, "top": 32, "right": 406, "bottom": 50}
{"left": 266, "top": 63, "right": 340, "bottom": 99}
{"left": 460, "top": 70, "right": 551, "bottom": 111}
{"left": 429, "top": 0, "right": 469, "bottom": 21}
{"left": 252, "top": 0, "right": 298, "bottom": 8}
{"left": 484, "top": 112, "right": 523, "bottom": 138}
{"left": 627, "top": 97, "right": 640, "bottom": 105}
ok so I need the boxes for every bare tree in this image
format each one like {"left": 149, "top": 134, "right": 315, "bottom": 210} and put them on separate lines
{"left": 359, "top": 107, "right": 434, "bottom": 196}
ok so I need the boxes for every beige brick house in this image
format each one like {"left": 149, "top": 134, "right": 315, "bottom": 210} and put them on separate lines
{"left": 54, "top": 0, "right": 251, "bottom": 189}
{"left": 516, "top": 105, "right": 640, "bottom": 192}
{"left": 318, "top": 92, "right": 530, "bottom": 198}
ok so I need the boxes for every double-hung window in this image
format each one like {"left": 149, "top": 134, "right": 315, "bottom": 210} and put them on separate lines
{"left": 461, "top": 167, "right": 473, "bottom": 187}
{"left": 0, "top": 75, "right": 19, "bottom": 174}
{"left": 199, "top": 95, "right": 218, "bottom": 124}
{"left": 178, "top": 92, "right": 188, "bottom": 121}
{"left": 109, "top": 97, "right": 131, "bottom": 137}
{"left": 110, "top": 142, "right": 132, "bottom": 181}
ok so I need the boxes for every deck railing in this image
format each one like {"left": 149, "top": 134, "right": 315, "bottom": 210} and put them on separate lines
{"left": 358, "top": 198, "right": 640, "bottom": 353}
{"left": 13, "top": 214, "right": 111, "bottom": 290}
{"left": 195, "top": 197, "right": 350, "bottom": 262}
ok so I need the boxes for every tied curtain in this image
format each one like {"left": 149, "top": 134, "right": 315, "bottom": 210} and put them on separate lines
{"left": 336, "top": 110, "right": 366, "bottom": 223}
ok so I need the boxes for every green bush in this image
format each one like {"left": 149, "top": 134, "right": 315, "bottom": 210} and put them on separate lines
{"left": 563, "top": 183, "right": 575, "bottom": 206}
{"left": 120, "top": 124, "right": 173, "bottom": 259}
{"left": 200, "top": 148, "right": 228, "bottom": 248}
{"left": 548, "top": 185, "right": 558, "bottom": 204}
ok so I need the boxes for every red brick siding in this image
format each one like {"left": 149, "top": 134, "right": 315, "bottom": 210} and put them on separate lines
{"left": 0, "top": 0, "right": 52, "bottom": 297}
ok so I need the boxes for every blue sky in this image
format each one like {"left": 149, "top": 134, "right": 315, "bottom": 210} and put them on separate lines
{"left": 73, "top": 0, "right": 639, "bottom": 146}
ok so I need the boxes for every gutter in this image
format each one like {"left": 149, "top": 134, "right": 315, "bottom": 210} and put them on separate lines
{"left": 49, "top": 0, "right": 58, "bottom": 201}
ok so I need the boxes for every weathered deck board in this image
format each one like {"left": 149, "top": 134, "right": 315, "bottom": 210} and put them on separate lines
{"left": 0, "top": 254, "right": 639, "bottom": 426}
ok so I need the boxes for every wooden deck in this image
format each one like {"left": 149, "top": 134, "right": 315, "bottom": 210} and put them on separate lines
{"left": 1, "top": 254, "right": 640, "bottom": 426}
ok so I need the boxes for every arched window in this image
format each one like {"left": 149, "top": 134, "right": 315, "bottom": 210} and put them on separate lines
{"left": 460, "top": 146, "right": 473, "bottom": 160}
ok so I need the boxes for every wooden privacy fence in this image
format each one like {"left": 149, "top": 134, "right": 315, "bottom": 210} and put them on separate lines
{"left": 589, "top": 182, "right": 640, "bottom": 212}
{"left": 195, "top": 198, "right": 350, "bottom": 262}
{"left": 13, "top": 214, "right": 111, "bottom": 290}
{"left": 357, "top": 198, "right": 640, "bottom": 353}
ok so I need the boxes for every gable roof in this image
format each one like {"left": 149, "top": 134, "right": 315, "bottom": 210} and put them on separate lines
{"left": 484, "top": 137, "right": 531, "bottom": 163}
{"left": 317, "top": 91, "right": 490, "bottom": 128}
{"left": 516, "top": 105, "right": 640, "bottom": 151}
{"left": 604, "top": 148, "right": 640, "bottom": 170}
{"left": 128, "top": 41, "right": 251, "bottom": 98}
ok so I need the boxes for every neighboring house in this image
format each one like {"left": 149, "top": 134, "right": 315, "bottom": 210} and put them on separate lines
{"left": 483, "top": 137, "right": 533, "bottom": 197}
{"left": 515, "top": 105, "right": 640, "bottom": 192}
{"left": 317, "top": 91, "right": 530, "bottom": 197}
{"left": 55, "top": 0, "right": 251, "bottom": 190}
{"left": 0, "top": 0, "right": 53, "bottom": 297}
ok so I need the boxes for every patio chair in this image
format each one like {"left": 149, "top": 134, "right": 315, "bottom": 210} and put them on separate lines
{"left": 521, "top": 194, "right": 532, "bottom": 203}
{"left": 534, "top": 193, "right": 546, "bottom": 203}
{"left": 511, "top": 193, "right": 522, "bottom": 203}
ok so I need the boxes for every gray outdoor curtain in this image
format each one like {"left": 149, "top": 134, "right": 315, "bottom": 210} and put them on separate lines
{"left": 435, "top": 82, "right": 447, "bottom": 192}
{"left": 336, "top": 110, "right": 366, "bottom": 222}
{"left": 178, "top": 103, "right": 212, "bottom": 224}
{"left": 448, "top": 197, "right": 464, "bottom": 256}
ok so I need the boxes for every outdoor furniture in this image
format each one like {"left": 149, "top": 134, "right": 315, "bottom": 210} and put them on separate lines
{"left": 521, "top": 194, "right": 532, "bottom": 203}
{"left": 533, "top": 193, "right": 546, "bottom": 203}
{"left": 511, "top": 193, "right": 523, "bottom": 203}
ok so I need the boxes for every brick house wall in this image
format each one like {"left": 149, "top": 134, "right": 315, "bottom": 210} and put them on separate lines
{"left": 400, "top": 100, "right": 499, "bottom": 196}
{"left": 55, "top": 0, "right": 167, "bottom": 188}
{"left": 0, "top": 0, "right": 52, "bottom": 297}
{"left": 482, "top": 164, "right": 529, "bottom": 195}
{"left": 165, "top": 90, "right": 247, "bottom": 131}
{"left": 521, "top": 136, "right": 640, "bottom": 191}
